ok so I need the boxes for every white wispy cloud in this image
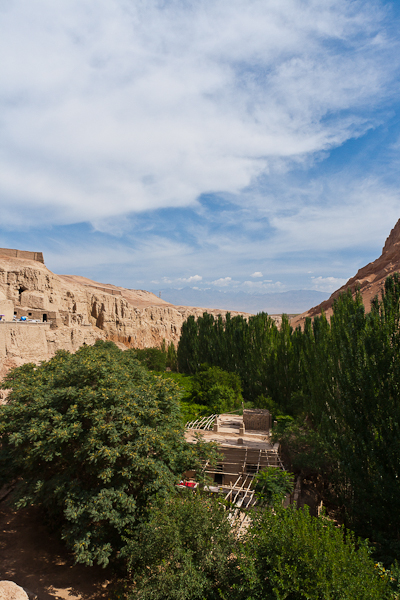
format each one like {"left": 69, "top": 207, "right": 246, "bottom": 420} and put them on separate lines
{"left": 267, "top": 177, "right": 400, "bottom": 254}
{"left": 243, "top": 280, "right": 283, "bottom": 291}
{"left": 211, "top": 277, "right": 236, "bottom": 287}
{"left": 0, "top": 0, "right": 397, "bottom": 229}
{"left": 311, "top": 276, "right": 348, "bottom": 292}
{"left": 179, "top": 275, "right": 203, "bottom": 283}
{"left": 251, "top": 272, "right": 263, "bottom": 278}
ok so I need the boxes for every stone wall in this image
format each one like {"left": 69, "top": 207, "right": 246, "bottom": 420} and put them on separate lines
{"left": 0, "top": 322, "right": 105, "bottom": 363}
{"left": 0, "top": 248, "right": 44, "bottom": 263}
{"left": 243, "top": 409, "right": 272, "bottom": 432}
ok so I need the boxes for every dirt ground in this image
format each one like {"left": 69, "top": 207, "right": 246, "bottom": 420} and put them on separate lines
{"left": 0, "top": 502, "right": 116, "bottom": 600}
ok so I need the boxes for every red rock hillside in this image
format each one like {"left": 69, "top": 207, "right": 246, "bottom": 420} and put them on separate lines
{"left": 291, "top": 218, "right": 400, "bottom": 328}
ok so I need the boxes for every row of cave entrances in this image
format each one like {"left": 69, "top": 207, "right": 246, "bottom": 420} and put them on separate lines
{"left": 14, "top": 310, "right": 48, "bottom": 322}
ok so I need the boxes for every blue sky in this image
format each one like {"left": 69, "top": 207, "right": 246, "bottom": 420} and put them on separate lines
{"left": 1, "top": 0, "right": 400, "bottom": 297}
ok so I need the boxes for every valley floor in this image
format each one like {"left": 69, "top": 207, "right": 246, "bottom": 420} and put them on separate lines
{"left": 0, "top": 503, "right": 114, "bottom": 600}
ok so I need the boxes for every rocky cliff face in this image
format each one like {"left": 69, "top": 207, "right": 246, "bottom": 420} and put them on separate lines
{"left": 291, "top": 218, "right": 400, "bottom": 328}
{"left": 0, "top": 254, "right": 250, "bottom": 376}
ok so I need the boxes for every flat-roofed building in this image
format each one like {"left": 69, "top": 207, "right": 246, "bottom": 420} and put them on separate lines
{"left": 185, "top": 411, "right": 284, "bottom": 507}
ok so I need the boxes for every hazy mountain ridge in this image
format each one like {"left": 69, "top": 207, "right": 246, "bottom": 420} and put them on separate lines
{"left": 156, "top": 287, "right": 329, "bottom": 314}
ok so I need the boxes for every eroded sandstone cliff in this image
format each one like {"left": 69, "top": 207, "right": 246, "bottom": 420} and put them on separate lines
{"left": 0, "top": 253, "right": 250, "bottom": 375}
{"left": 291, "top": 218, "right": 400, "bottom": 328}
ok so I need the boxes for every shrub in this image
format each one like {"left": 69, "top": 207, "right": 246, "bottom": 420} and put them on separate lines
{"left": 134, "top": 347, "right": 167, "bottom": 371}
{"left": 179, "top": 401, "right": 210, "bottom": 424}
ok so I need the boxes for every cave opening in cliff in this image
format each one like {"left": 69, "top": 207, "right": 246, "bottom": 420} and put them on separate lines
{"left": 18, "top": 286, "right": 27, "bottom": 302}
{"left": 42, "top": 314, "right": 47, "bottom": 322}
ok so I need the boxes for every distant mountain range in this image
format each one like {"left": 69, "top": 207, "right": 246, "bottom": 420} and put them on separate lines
{"left": 155, "top": 287, "right": 329, "bottom": 314}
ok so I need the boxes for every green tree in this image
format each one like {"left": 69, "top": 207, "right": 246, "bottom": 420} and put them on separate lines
{"left": 236, "top": 506, "right": 390, "bottom": 600}
{"left": 166, "top": 341, "right": 178, "bottom": 371}
{"left": 191, "top": 366, "right": 243, "bottom": 412}
{"left": 253, "top": 466, "right": 294, "bottom": 506}
{"left": 177, "top": 315, "right": 200, "bottom": 373}
{"left": 298, "top": 276, "right": 400, "bottom": 560}
{"left": 124, "top": 498, "right": 391, "bottom": 600}
{"left": 134, "top": 346, "right": 167, "bottom": 371}
{"left": 125, "top": 492, "right": 239, "bottom": 600}
{"left": 177, "top": 311, "right": 289, "bottom": 406}
{"left": 0, "top": 341, "right": 204, "bottom": 568}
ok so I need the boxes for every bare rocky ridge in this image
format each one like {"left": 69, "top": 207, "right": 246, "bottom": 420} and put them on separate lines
{"left": 0, "top": 252, "right": 250, "bottom": 376}
{"left": 291, "top": 218, "right": 400, "bottom": 328}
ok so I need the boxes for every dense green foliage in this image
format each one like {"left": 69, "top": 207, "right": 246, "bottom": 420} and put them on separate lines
{"left": 126, "top": 492, "right": 239, "bottom": 600}
{"left": 177, "top": 311, "right": 302, "bottom": 411}
{"left": 300, "top": 276, "right": 400, "bottom": 560}
{"left": 0, "top": 341, "right": 207, "bottom": 567}
{"left": 125, "top": 493, "right": 391, "bottom": 600}
{"left": 253, "top": 466, "right": 294, "bottom": 506}
{"left": 0, "top": 332, "right": 398, "bottom": 597}
{"left": 273, "top": 416, "right": 331, "bottom": 470}
{"left": 191, "top": 366, "right": 243, "bottom": 413}
{"left": 158, "top": 372, "right": 200, "bottom": 423}
{"left": 236, "top": 506, "right": 390, "bottom": 600}
{"left": 177, "top": 274, "right": 400, "bottom": 561}
{"left": 133, "top": 340, "right": 178, "bottom": 372}
{"left": 133, "top": 346, "right": 167, "bottom": 371}
{"left": 160, "top": 366, "right": 243, "bottom": 422}
{"left": 166, "top": 340, "right": 178, "bottom": 371}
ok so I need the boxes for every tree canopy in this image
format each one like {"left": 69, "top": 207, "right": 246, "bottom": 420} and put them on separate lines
{"left": 126, "top": 492, "right": 240, "bottom": 600}
{"left": 0, "top": 333, "right": 397, "bottom": 597}
{"left": 177, "top": 274, "right": 400, "bottom": 562}
{"left": 236, "top": 506, "right": 390, "bottom": 600}
{"left": 125, "top": 495, "right": 391, "bottom": 600}
{"left": 191, "top": 365, "right": 243, "bottom": 413}
{"left": 0, "top": 340, "right": 205, "bottom": 567}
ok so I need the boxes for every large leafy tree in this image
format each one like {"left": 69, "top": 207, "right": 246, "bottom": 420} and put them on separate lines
{"left": 177, "top": 276, "right": 400, "bottom": 562}
{"left": 0, "top": 341, "right": 205, "bottom": 567}
{"left": 298, "top": 275, "right": 400, "bottom": 560}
